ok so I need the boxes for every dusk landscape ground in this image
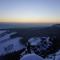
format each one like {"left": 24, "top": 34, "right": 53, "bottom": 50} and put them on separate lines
{"left": 0, "top": 23, "right": 60, "bottom": 60}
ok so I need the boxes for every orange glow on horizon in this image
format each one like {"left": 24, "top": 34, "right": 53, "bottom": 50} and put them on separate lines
{"left": 0, "top": 18, "right": 60, "bottom": 23}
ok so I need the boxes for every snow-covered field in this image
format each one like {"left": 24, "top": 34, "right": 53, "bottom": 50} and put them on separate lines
{"left": 0, "top": 30, "right": 60, "bottom": 60}
{"left": 0, "top": 30, "right": 25, "bottom": 56}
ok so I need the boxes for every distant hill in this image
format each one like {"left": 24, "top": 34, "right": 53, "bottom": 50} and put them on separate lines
{"left": 0, "top": 23, "right": 60, "bottom": 37}
{"left": 0, "top": 23, "right": 53, "bottom": 29}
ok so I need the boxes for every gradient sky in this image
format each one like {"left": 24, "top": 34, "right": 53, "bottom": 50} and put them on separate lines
{"left": 0, "top": 0, "right": 60, "bottom": 23}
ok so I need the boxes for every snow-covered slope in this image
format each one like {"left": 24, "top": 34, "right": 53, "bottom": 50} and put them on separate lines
{"left": 0, "top": 30, "right": 25, "bottom": 56}
{"left": 0, "top": 30, "right": 60, "bottom": 60}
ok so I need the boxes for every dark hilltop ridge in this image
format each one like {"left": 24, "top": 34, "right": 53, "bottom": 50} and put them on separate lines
{"left": 0, "top": 23, "right": 60, "bottom": 36}
{"left": 0, "top": 23, "right": 60, "bottom": 38}
{"left": 0, "top": 23, "right": 60, "bottom": 41}
{"left": 0, "top": 23, "right": 59, "bottom": 38}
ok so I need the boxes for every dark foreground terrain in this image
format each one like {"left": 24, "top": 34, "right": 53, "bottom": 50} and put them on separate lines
{"left": 0, "top": 24, "right": 60, "bottom": 60}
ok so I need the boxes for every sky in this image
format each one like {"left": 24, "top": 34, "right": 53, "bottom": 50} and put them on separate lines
{"left": 0, "top": 0, "right": 60, "bottom": 23}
